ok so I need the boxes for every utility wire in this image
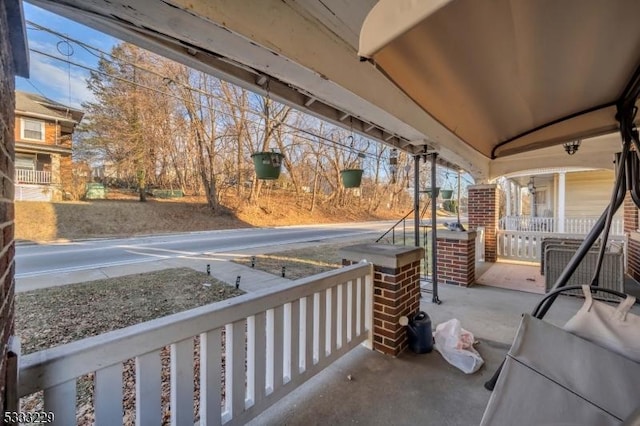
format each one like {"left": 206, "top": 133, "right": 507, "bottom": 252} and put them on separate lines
{"left": 29, "top": 47, "right": 377, "bottom": 161}
{"left": 26, "top": 21, "right": 380, "bottom": 159}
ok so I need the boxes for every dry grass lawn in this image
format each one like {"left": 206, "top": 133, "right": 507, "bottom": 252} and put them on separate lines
{"left": 16, "top": 267, "right": 243, "bottom": 354}
{"left": 232, "top": 240, "right": 373, "bottom": 280}
{"left": 17, "top": 268, "right": 244, "bottom": 425}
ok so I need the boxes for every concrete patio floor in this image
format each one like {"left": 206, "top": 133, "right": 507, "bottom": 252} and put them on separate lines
{"left": 250, "top": 283, "right": 625, "bottom": 426}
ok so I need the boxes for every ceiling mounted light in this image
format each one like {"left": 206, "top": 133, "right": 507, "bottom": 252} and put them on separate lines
{"left": 527, "top": 177, "right": 536, "bottom": 194}
{"left": 563, "top": 140, "right": 581, "bottom": 155}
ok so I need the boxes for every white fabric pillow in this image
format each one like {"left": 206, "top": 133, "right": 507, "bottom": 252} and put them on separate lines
{"left": 563, "top": 285, "right": 640, "bottom": 363}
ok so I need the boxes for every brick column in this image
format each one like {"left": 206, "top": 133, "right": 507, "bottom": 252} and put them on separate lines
{"left": 1, "top": 0, "right": 28, "bottom": 411}
{"left": 437, "top": 230, "right": 477, "bottom": 286}
{"left": 624, "top": 193, "right": 640, "bottom": 281}
{"left": 468, "top": 184, "right": 499, "bottom": 262}
{"left": 340, "top": 244, "right": 423, "bottom": 357}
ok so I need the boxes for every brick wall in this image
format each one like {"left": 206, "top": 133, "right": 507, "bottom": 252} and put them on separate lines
{"left": 436, "top": 231, "right": 476, "bottom": 286}
{"left": 342, "top": 258, "right": 422, "bottom": 356}
{"left": 468, "top": 184, "right": 499, "bottom": 262}
{"left": 0, "top": 2, "right": 16, "bottom": 410}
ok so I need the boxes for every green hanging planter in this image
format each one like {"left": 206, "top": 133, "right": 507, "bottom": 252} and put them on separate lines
{"left": 341, "top": 169, "right": 364, "bottom": 188}
{"left": 251, "top": 152, "right": 284, "bottom": 180}
{"left": 440, "top": 189, "right": 454, "bottom": 199}
{"left": 421, "top": 187, "right": 440, "bottom": 198}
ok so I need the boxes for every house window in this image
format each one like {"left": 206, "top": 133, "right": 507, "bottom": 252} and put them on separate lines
{"left": 15, "top": 155, "right": 35, "bottom": 170}
{"left": 21, "top": 118, "right": 45, "bottom": 141}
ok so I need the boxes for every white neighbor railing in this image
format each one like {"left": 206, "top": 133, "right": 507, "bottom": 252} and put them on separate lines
{"left": 18, "top": 263, "right": 373, "bottom": 425}
{"left": 499, "top": 216, "right": 624, "bottom": 236}
{"left": 15, "top": 169, "right": 51, "bottom": 184}
{"left": 497, "top": 230, "right": 545, "bottom": 261}
{"left": 497, "top": 230, "right": 627, "bottom": 262}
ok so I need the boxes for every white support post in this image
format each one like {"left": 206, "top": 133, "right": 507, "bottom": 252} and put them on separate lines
{"left": 505, "top": 180, "right": 512, "bottom": 217}
{"left": 558, "top": 172, "right": 566, "bottom": 233}
{"left": 516, "top": 186, "right": 523, "bottom": 215}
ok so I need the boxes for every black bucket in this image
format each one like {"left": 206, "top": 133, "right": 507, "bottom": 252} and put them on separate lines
{"left": 407, "top": 311, "right": 433, "bottom": 354}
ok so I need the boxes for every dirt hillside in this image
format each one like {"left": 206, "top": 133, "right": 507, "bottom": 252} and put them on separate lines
{"left": 15, "top": 190, "right": 429, "bottom": 242}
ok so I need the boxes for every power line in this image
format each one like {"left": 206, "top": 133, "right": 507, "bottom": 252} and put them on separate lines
{"left": 26, "top": 21, "right": 379, "bottom": 160}
{"left": 23, "top": 79, "right": 49, "bottom": 99}
{"left": 28, "top": 47, "right": 377, "bottom": 161}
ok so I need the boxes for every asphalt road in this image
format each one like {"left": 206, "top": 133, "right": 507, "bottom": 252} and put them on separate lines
{"left": 16, "top": 221, "right": 400, "bottom": 278}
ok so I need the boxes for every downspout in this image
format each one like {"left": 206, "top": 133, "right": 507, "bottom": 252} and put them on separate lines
{"left": 431, "top": 153, "right": 440, "bottom": 304}
{"left": 414, "top": 155, "right": 420, "bottom": 247}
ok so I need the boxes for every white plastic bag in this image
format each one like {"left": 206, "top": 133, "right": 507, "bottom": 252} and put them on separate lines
{"left": 434, "top": 319, "right": 484, "bottom": 374}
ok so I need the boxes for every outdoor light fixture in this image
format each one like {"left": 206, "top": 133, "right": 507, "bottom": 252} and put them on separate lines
{"left": 563, "top": 139, "right": 581, "bottom": 155}
{"left": 527, "top": 177, "right": 536, "bottom": 194}
{"left": 389, "top": 149, "right": 398, "bottom": 183}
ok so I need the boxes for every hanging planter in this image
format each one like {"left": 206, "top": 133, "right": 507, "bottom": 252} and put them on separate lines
{"left": 251, "top": 151, "right": 284, "bottom": 180}
{"left": 341, "top": 169, "right": 364, "bottom": 188}
{"left": 440, "top": 189, "right": 454, "bottom": 199}
{"left": 421, "top": 187, "right": 440, "bottom": 198}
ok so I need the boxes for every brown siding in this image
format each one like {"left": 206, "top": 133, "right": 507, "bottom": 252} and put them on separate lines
{"left": 0, "top": 3, "right": 17, "bottom": 410}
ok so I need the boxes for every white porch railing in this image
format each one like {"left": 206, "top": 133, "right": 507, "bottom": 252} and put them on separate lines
{"left": 497, "top": 230, "right": 627, "bottom": 263}
{"left": 499, "top": 216, "right": 624, "bottom": 236}
{"left": 18, "top": 263, "right": 373, "bottom": 425}
{"left": 15, "top": 169, "right": 51, "bottom": 184}
{"left": 497, "top": 230, "right": 545, "bottom": 261}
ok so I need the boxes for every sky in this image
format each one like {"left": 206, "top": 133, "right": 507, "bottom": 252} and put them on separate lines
{"left": 15, "top": 3, "right": 120, "bottom": 108}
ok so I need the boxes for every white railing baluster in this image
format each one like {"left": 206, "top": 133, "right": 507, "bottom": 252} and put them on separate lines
{"left": 135, "top": 350, "right": 162, "bottom": 426}
{"left": 290, "top": 300, "right": 300, "bottom": 380}
{"left": 95, "top": 364, "right": 123, "bottom": 425}
{"left": 305, "top": 296, "right": 314, "bottom": 370}
{"left": 339, "top": 284, "right": 347, "bottom": 349}
{"left": 273, "top": 306, "right": 284, "bottom": 391}
{"left": 318, "top": 290, "right": 327, "bottom": 360}
{"left": 44, "top": 380, "right": 76, "bottom": 426}
{"left": 283, "top": 304, "right": 292, "bottom": 384}
{"left": 231, "top": 320, "right": 247, "bottom": 419}
{"left": 253, "top": 312, "right": 267, "bottom": 406}
{"left": 170, "top": 338, "right": 194, "bottom": 426}
{"left": 359, "top": 277, "right": 366, "bottom": 337}
{"left": 330, "top": 286, "right": 338, "bottom": 354}
{"left": 349, "top": 280, "right": 356, "bottom": 342}
{"left": 365, "top": 272, "right": 374, "bottom": 346}
{"left": 224, "top": 323, "right": 233, "bottom": 416}
{"left": 356, "top": 277, "right": 363, "bottom": 336}
{"left": 265, "top": 310, "right": 274, "bottom": 394}
{"left": 200, "top": 329, "right": 222, "bottom": 426}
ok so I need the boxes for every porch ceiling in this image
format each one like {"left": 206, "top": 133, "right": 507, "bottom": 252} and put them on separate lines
{"left": 26, "top": 0, "right": 488, "bottom": 178}
{"left": 28, "top": 1, "right": 636, "bottom": 182}
{"left": 489, "top": 133, "right": 622, "bottom": 180}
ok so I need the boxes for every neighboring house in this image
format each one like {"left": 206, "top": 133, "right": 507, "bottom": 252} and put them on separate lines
{"left": 14, "top": 91, "right": 84, "bottom": 201}
{"left": 499, "top": 168, "right": 623, "bottom": 235}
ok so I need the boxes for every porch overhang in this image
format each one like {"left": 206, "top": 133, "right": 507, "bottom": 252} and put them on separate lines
{"left": 26, "top": 0, "right": 489, "bottom": 178}
{"left": 16, "top": 141, "right": 72, "bottom": 155}
{"left": 359, "top": 0, "right": 640, "bottom": 159}
{"left": 4, "top": 0, "right": 29, "bottom": 78}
